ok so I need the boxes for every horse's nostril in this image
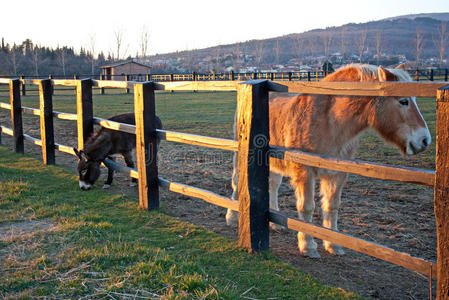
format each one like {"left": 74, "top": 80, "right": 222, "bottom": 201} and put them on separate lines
{"left": 422, "top": 138, "right": 429, "bottom": 147}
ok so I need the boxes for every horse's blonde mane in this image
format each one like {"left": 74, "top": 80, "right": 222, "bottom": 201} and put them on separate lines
{"left": 323, "top": 64, "right": 412, "bottom": 82}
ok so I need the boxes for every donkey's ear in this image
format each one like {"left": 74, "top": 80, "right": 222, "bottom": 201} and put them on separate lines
{"left": 378, "top": 65, "right": 397, "bottom": 82}
{"left": 74, "top": 148, "right": 81, "bottom": 159}
{"left": 73, "top": 148, "right": 88, "bottom": 160}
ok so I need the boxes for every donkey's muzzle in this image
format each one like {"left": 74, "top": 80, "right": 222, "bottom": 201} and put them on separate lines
{"left": 79, "top": 181, "right": 92, "bottom": 191}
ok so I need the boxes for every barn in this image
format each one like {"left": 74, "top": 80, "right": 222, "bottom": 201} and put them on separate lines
{"left": 100, "top": 59, "right": 151, "bottom": 81}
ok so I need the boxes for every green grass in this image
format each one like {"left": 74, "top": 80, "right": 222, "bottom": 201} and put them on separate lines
{"left": 0, "top": 146, "right": 359, "bottom": 299}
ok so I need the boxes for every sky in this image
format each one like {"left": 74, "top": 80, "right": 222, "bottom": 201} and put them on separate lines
{"left": 1, "top": 0, "right": 449, "bottom": 57}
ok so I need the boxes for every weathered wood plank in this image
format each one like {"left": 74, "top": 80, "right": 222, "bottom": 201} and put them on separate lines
{"left": 158, "top": 177, "right": 239, "bottom": 211}
{"left": 269, "top": 210, "right": 437, "bottom": 276}
{"left": 92, "top": 80, "right": 134, "bottom": 89}
{"left": 76, "top": 79, "right": 93, "bottom": 150}
{"left": 39, "top": 79, "right": 55, "bottom": 165}
{"left": 434, "top": 84, "right": 449, "bottom": 298}
{"left": 0, "top": 102, "right": 11, "bottom": 110}
{"left": 156, "top": 81, "right": 241, "bottom": 91}
{"left": 93, "top": 117, "right": 136, "bottom": 134}
{"left": 103, "top": 158, "right": 139, "bottom": 179}
{"left": 22, "top": 106, "right": 40, "bottom": 116}
{"left": 52, "top": 79, "right": 78, "bottom": 86}
{"left": 278, "top": 81, "right": 446, "bottom": 97}
{"left": 134, "top": 82, "right": 159, "bottom": 210}
{"left": 23, "top": 133, "right": 42, "bottom": 146}
{"left": 157, "top": 129, "right": 238, "bottom": 151}
{"left": 10, "top": 79, "right": 24, "bottom": 153}
{"left": 270, "top": 146, "right": 435, "bottom": 186}
{"left": 54, "top": 142, "right": 76, "bottom": 156}
{"left": 237, "top": 80, "right": 270, "bottom": 252}
{"left": 0, "top": 78, "right": 11, "bottom": 84}
{"left": 0, "top": 125, "right": 13, "bottom": 136}
{"left": 53, "top": 111, "right": 78, "bottom": 121}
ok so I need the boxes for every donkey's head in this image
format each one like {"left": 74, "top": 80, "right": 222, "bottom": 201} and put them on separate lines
{"left": 369, "top": 65, "right": 431, "bottom": 155}
{"left": 74, "top": 148, "right": 101, "bottom": 190}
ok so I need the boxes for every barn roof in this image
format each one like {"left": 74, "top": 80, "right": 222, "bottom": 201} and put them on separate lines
{"left": 100, "top": 59, "right": 151, "bottom": 69}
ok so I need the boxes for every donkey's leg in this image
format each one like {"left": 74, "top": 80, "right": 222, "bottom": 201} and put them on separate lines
{"left": 291, "top": 171, "right": 319, "bottom": 258}
{"left": 226, "top": 151, "right": 239, "bottom": 226}
{"left": 103, "top": 156, "right": 115, "bottom": 189}
{"left": 269, "top": 172, "right": 284, "bottom": 230}
{"left": 123, "top": 152, "right": 137, "bottom": 187}
{"left": 320, "top": 172, "right": 348, "bottom": 255}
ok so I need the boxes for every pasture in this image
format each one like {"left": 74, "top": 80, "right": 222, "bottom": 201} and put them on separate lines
{"left": 0, "top": 87, "right": 437, "bottom": 299}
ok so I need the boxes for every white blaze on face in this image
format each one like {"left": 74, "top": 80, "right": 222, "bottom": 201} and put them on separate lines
{"left": 79, "top": 181, "right": 92, "bottom": 190}
{"left": 405, "top": 97, "right": 431, "bottom": 155}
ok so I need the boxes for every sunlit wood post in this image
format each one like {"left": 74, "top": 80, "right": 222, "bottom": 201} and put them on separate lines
{"left": 38, "top": 79, "right": 55, "bottom": 165}
{"left": 134, "top": 82, "right": 159, "bottom": 210}
{"left": 435, "top": 84, "right": 449, "bottom": 298}
{"left": 76, "top": 79, "right": 93, "bottom": 150}
{"left": 20, "top": 76, "right": 26, "bottom": 96}
{"left": 10, "top": 79, "right": 23, "bottom": 153}
{"left": 236, "top": 80, "right": 270, "bottom": 252}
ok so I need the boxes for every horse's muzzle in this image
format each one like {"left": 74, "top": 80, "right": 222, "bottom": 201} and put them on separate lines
{"left": 79, "top": 181, "right": 92, "bottom": 190}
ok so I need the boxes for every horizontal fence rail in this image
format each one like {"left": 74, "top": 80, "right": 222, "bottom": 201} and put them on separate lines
{"left": 0, "top": 77, "right": 446, "bottom": 295}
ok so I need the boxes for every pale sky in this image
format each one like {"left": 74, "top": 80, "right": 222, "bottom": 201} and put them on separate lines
{"left": 1, "top": 0, "right": 449, "bottom": 57}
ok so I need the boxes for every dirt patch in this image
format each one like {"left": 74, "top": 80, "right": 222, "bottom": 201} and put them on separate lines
{"left": 0, "top": 110, "right": 437, "bottom": 299}
{"left": 0, "top": 220, "right": 57, "bottom": 243}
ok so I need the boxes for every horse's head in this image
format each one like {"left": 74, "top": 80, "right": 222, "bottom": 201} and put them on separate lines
{"left": 73, "top": 148, "right": 101, "bottom": 190}
{"left": 370, "top": 65, "right": 431, "bottom": 155}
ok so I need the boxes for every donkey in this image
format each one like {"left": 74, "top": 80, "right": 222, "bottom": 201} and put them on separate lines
{"left": 225, "top": 64, "right": 431, "bottom": 258}
{"left": 74, "top": 113, "right": 162, "bottom": 190}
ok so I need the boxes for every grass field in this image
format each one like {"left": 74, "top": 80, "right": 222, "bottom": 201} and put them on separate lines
{"left": 0, "top": 146, "right": 359, "bottom": 299}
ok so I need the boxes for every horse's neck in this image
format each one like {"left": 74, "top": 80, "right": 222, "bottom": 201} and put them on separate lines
{"left": 328, "top": 96, "right": 374, "bottom": 154}
{"left": 85, "top": 131, "right": 112, "bottom": 160}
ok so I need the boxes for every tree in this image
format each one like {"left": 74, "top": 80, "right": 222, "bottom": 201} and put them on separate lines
{"left": 320, "top": 30, "right": 333, "bottom": 59}
{"left": 88, "top": 34, "right": 97, "bottom": 74}
{"left": 139, "top": 25, "right": 150, "bottom": 58}
{"left": 113, "top": 28, "right": 128, "bottom": 61}
{"left": 432, "top": 21, "right": 449, "bottom": 67}
{"left": 339, "top": 26, "right": 347, "bottom": 57}
{"left": 59, "top": 47, "right": 67, "bottom": 77}
{"left": 254, "top": 40, "right": 264, "bottom": 70}
{"left": 375, "top": 30, "right": 383, "bottom": 65}
{"left": 357, "top": 29, "right": 368, "bottom": 63}
{"left": 31, "top": 45, "right": 39, "bottom": 76}
{"left": 415, "top": 29, "right": 425, "bottom": 67}
{"left": 274, "top": 39, "right": 281, "bottom": 65}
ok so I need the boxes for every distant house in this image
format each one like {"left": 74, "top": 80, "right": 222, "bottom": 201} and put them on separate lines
{"left": 100, "top": 60, "right": 151, "bottom": 81}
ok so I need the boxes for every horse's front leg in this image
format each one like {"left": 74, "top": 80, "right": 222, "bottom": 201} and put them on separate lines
{"left": 320, "top": 173, "right": 347, "bottom": 255}
{"left": 291, "top": 171, "right": 319, "bottom": 258}
{"left": 226, "top": 151, "right": 239, "bottom": 226}
{"left": 123, "top": 152, "right": 137, "bottom": 187}
{"left": 103, "top": 156, "right": 115, "bottom": 189}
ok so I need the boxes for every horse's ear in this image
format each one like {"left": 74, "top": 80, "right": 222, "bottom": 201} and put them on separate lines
{"left": 395, "top": 63, "right": 406, "bottom": 70}
{"left": 378, "top": 65, "right": 397, "bottom": 82}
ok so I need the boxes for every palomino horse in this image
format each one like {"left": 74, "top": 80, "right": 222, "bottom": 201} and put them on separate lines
{"left": 226, "top": 64, "right": 431, "bottom": 258}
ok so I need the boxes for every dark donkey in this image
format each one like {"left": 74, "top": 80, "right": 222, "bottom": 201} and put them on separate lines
{"left": 73, "top": 113, "right": 162, "bottom": 190}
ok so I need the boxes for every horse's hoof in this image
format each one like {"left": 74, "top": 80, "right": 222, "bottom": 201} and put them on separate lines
{"left": 130, "top": 182, "right": 137, "bottom": 187}
{"left": 324, "top": 243, "right": 345, "bottom": 256}
{"left": 300, "top": 248, "right": 321, "bottom": 258}
{"left": 225, "top": 209, "right": 238, "bottom": 226}
{"left": 270, "top": 222, "right": 286, "bottom": 231}
{"left": 102, "top": 184, "right": 111, "bottom": 189}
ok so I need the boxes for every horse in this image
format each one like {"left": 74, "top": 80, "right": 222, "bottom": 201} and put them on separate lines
{"left": 73, "top": 113, "right": 162, "bottom": 190}
{"left": 225, "top": 64, "right": 431, "bottom": 258}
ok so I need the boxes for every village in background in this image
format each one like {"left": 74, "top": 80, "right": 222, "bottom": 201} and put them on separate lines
{"left": 0, "top": 13, "right": 448, "bottom": 78}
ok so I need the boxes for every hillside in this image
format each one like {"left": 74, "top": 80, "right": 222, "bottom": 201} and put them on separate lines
{"left": 144, "top": 13, "right": 449, "bottom": 73}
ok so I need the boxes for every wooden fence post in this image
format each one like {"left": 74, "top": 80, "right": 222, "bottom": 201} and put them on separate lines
{"left": 10, "top": 79, "right": 23, "bottom": 153}
{"left": 20, "top": 76, "right": 26, "bottom": 96}
{"left": 134, "top": 82, "right": 159, "bottom": 210}
{"left": 38, "top": 79, "right": 55, "bottom": 165}
{"left": 100, "top": 74, "right": 105, "bottom": 95}
{"left": 236, "top": 80, "right": 270, "bottom": 252}
{"left": 76, "top": 79, "right": 93, "bottom": 150}
{"left": 435, "top": 84, "right": 449, "bottom": 298}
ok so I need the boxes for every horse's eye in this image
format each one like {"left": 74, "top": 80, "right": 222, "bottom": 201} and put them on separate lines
{"left": 399, "top": 99, "right": 409, "bottom": 106}
{"left": 81, "top": 169, "right": 88, "bottom": 177}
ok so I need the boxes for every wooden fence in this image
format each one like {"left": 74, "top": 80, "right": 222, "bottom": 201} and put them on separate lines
{"left": 1, "top": 77, "right": 449, "bottom": 298}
